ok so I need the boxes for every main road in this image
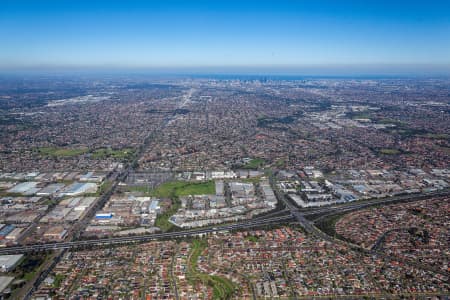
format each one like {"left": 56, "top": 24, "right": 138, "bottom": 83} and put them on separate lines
{"left": 2, "top": 189, "right": 447, "bottom": 255}
{"left": 0, "top": 215, "right": 294, "bottom": 255}
{"left": 274, "top": 184, "right": 450, "bottom": 277}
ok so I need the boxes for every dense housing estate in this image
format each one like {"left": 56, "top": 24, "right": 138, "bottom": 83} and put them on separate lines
{"left": 0, "top": 76, "right": 448, "bottom": 298}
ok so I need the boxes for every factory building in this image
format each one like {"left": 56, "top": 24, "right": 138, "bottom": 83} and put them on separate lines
{"left": 95, "top": 213, "right": 113, "bottom": 219}
{"left": 0, "top": 254, "right": 23, "bottom": 272}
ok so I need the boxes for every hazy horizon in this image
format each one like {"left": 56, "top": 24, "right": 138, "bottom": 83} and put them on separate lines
{"left": 1, "top": 0, "right": 449, "bottom": 73}
{"left": 2, "top": 64, "right": 450, "bottom": 78}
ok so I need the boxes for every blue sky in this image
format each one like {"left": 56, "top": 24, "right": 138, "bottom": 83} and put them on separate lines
{"left": 1, "top": 0, "right": 449, "bottom": 72}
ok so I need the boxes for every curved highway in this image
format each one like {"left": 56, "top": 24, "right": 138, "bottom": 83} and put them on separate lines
{"left": 0, "top": 215, "right": 294, "bottom": 255}
{"left": 1, "top": 187, "right": 447, "bottom": 255}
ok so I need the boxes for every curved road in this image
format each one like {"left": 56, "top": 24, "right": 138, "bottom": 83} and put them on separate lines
{"left": 0, "top": 215, "right": 294, "bottom": 255}
{"left": 2, "top": 190, "right": 448, "bottom": 255}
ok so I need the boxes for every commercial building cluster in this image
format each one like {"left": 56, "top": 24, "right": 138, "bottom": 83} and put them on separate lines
{"left": 277, "top": 166, "right": 449, "bottom": 207}
{"left": 169, "top": 179, "right": 277, "bottom": 228}
{"left": 0, "top": 171, "right": 104, "bottom": 246}
{"left": 84, "top": 194, "right": 163, "bottom": 237}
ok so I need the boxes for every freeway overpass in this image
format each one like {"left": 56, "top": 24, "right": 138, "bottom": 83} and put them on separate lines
{"left": 0, "top": 215, "right": 294, "bottom": 255}
{"left": 304, "top": 189, "right": 449, "bottom": 221}
{"left": 1, "top": 189, "right": 447, "bottom": 255}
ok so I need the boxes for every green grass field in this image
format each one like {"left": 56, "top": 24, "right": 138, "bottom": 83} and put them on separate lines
{"left": 152, "top": 180, "right": 215, "bottom": 198}
{"left": 127, "top": 181, "right": 214, "bottom": 197}
{"left": 188, "top": 239, "right": 236, "bottom": 300}
{"left": 91, "top": 148, "right": 135, "bottom": 160}
{"left": 0, "top": 191, "right": 23, "bottom": 197}
{"left": 379, "top": 148, "right": 401, "bottom": 155}
{"left": 150, "top": 181, "right": 214, "bottom": 231}
{"left": 53, "top": 274, "right": 65, "bottom": 288}
{"left": 245, "top": 235, "right": 259, "bottom": 242}
{"left": 154, "top": 197, "right": 180, "bottom": 232}
{"left": 38, "top": 147, "right": 89, "bottom": 157}
{"left": 242, "top": 158, "right": 265, "bottom": 169}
